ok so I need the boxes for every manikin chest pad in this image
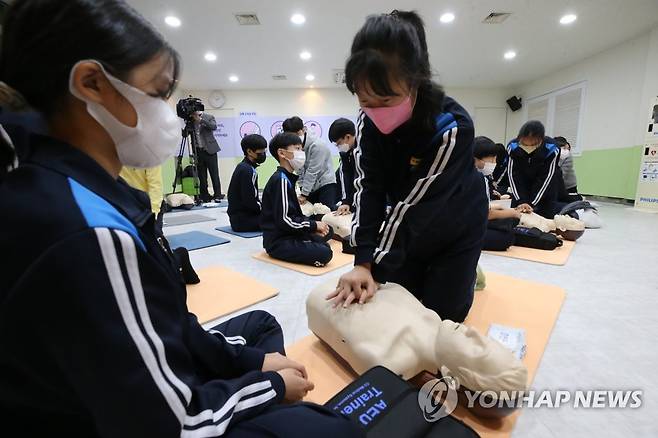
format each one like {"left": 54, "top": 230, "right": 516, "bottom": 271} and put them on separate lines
{"left": 321, "top": 213, "right": 353, "bottom": 239}
{"left": 307, "top": 280, "right": 528, "bottom": 397}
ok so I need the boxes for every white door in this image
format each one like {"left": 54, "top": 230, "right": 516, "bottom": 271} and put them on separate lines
{"left": 474, "top": 107, "right": 508, "bottom": 144}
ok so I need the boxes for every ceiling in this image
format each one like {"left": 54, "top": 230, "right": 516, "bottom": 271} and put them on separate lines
{"left": 127, "top": 0, "right": 658, "bottom": 90}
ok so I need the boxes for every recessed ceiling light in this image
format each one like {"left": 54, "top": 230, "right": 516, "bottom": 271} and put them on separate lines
{"left": 300, "top": 51, "right": 312, "bottom": 61}
{"left": 291, "top": 13, "right": 306, "bottom": 25}
{"left": 439, "top": 12, "right": 455, "bottom": 23}
{"left": 560, "top": 14, "right": 577, "bottom": 25}
{"left": 305, "top": 74, "right": 315, "bottom": 81}
{"left": 229, "top": 75, "right": 239, "bottom": 83}
{"left": 204, "top": 52, "right": 217, "bottom": 62}
{"left": 164, "top": 16, "right": 181, "bottom": 27}
{"left": 504, "top": 50, "right": 517, "bottom": 60}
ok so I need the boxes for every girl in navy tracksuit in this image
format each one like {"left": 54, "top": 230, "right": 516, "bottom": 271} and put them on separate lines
{"left": 0, "top": 2, "right": 361, "bottom": 437}
{"left": 329, "top": 11, "right": 488, "bottom": 322}
{"left": 506, "top": 120, "right": 562, "bottom": 218}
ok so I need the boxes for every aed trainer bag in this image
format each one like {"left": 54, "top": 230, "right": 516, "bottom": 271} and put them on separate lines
{"left": 325, "top": 366, "right": 480, "bottom": 438}
{"left": 513, "top": 227, "right": 563, "bottom": 250}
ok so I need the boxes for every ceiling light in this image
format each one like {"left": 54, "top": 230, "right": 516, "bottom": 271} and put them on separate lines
{"left": 560, "top": 14, "right": 577, "bottom": 25}
{"left": 504, "top": 50, "right": 517, "bottom": 60}
{"left": 300, "top": 51, "right": 312, "bottom": 61}
{"left": 204, "top": 52, "right": 217, "bottom": 62}
{"left": 439, "top": 12, "right": 455, "bottom": 23}
{"left": 305, "top": 74, "right": 315, "bottom": 81}
{"left": 291, "top": 13, "right": 306, "bottom": 25}
{"left": 164, "top": 16, "right": 181, "bottom": 27}
{"left": 229, "top": 75, "right": 239, "bottom": 83}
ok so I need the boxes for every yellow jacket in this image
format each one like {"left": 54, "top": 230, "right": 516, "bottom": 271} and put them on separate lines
{"left": 119, "top": 166, "right": 163, "bottom": 214}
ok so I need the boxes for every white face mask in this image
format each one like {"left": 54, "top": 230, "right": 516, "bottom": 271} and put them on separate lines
{"left": 337, "top": 142, "right": 351, "bottom": 153}
{"left": 287, "top": 150, "right": 306, "bottom": 171}
{"left": 69, "top": 60, "right": 180, "bottom": 168}
{"left": 561, "top": 149, "right": 571, "bottom": 159}
{"left": 478, "top": 162, "right": 496, "bottom": 176}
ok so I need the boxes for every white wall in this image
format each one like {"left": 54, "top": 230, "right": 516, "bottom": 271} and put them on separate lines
{"left": 640, "top": 26, "right": 658, "bottom": 124}
{"left": 507, "top": 30, "right": 653, "bottom": 150}
{"left": 184, "top": 85, "right": 510, "bottom": 135}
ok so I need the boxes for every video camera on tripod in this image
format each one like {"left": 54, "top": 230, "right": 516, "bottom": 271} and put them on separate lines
{"left": 172, "top": 95, "right": 205, "bottom": 201}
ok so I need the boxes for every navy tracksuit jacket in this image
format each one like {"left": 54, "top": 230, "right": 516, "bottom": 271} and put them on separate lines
{"left": 351, "top": 96, "right": 488, "bottom": 322}
{"left": 335, "top": 149, "right": 356, "bottom": 210}
{"left": 506, "top": 136, "right": 561, "bottom": 218}
{"left": 0, "top": 130, "right": 359, "bottom": 437}
{"left": 227, "top": 157, "right": 261, "bottom": 231}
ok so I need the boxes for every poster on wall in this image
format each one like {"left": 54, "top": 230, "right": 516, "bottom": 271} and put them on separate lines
{"left": 634, "top": 96, "right": 658, "bottom": 211}
{"left": 224, "top": 111, "right": 357, "bottom": 157}
{"left": 214, "top": 117, "right": 240, "bottom": 158}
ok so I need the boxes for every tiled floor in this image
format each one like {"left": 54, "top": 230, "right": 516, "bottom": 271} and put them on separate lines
{"left": 164, "top": 201, "right": 658, "bottom": 437}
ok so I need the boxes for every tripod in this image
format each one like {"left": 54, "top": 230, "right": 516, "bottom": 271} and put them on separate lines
{"left": 172, "top": 119, "right": 201, "bottom": 204}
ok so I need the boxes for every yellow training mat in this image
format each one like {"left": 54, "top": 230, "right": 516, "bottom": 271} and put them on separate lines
{"left": 252, "top": 240, "right": 353, "bottom": 276}
{"left": 483, "top": 240, "right": 575, "bottom": 265}
{"left": 186, "top": 266, "right": 279, "bottom": 324}
{"left": 286, "top": 272, "right": 566, "bottom": 438}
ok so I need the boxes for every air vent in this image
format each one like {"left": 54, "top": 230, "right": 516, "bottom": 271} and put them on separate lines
{"left": 234, "top": 13, "right": 260, "bottom": 25}
{"left": 272, "top": 75, "right": 287, "bottom": 81}
{"left": 482, "top": 12, "right": 512, "bottom": 24}
{"left": 333, "top": 69, "right": 345, "bottom": 84}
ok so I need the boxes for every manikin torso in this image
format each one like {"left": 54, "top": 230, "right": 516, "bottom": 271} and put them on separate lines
{"left": 307, "top": 280, "right": 528, "bottom": 395}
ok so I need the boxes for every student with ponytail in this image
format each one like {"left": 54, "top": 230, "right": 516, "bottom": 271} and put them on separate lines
{"left": 329, "top": 10, "right": 488, "bottom": 322}
{"left": 0, "top": 1, "right": 361, "bottom": 437}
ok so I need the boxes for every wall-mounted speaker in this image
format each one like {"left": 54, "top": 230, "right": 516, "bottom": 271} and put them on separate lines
{"left": 506, "top": 96, "right": 522, "bottom": 112}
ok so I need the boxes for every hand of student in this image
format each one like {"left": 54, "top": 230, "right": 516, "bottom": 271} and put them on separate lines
{"left": 278, "top": 368, "right": 314, "bottom": 403}
{"left": 334, "top": 204, "right": 351, "bottom": 216}
{"left": 492, "top": 190, "right": 502, "bottom": 198}
{"left": 516, "top": 203, "right": 533, "bottom": 213}
{"left": 328, "top": 265, "right": 378, "bottom": 308}
{"left": 509, "top": 208, "right": 522, "bottom": 219}
{"left": 298, "top": 195, "right": 308, "bottom": 205}
{"left": 262, "top": 352, "right": 307, "bottom": 378}
{"left": 315, "top": 221, "right": 329, "bottom": 237}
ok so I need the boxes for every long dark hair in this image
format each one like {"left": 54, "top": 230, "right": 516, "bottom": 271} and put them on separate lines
{"left": 0, "top": 0, "right": 181, "bottom": 179}
{"left": 345, "top": 10, "right": 445, "bottom": 132}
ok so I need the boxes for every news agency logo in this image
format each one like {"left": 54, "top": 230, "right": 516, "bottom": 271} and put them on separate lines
{"left": 417, "top": 377, "right": 459, "bottom": 422}
{"left": 417, "top": 382, "right": 643, "bottom": 421}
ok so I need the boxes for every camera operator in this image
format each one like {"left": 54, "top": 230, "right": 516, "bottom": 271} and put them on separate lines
{"left": 192, "top": 110, "right": 224, "bottom": 201}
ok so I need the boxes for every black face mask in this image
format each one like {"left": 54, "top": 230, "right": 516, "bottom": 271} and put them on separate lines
{"left": 254, "top": 152, "right": 267, "bottom": 165}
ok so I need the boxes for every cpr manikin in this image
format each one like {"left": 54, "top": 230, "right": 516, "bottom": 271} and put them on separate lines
{"left": 518, "top": 212, "right": 584, "bottom": 233}
{"left": 300, "top": 202, "right": 332, "bottom": 217}
{"left": 321, "top": 213, "right": 353, "bottom": 239}
{"left": 307, "top": 280, "right": 528, "bottom": 405}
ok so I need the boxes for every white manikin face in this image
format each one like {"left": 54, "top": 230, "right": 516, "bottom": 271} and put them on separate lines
{"left": 435, "top": 320, "right": 528, "bottom": 395}
{"left": 306, "top": 280, "right": 528, "bottom": 395}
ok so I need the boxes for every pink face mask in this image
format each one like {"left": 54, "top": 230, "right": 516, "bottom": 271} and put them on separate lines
{"left": 362, "top": 95, "right": 414, "bottom": 134}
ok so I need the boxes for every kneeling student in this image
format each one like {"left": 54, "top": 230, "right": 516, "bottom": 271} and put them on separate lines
{"left": 261, "top": 133, "right": 333, "bottom": 266}
{"left": 328, "top": 117, "right": 357, "bottom": 216}
{"left": 227, "top": 134, "right": 267, "bottom": 231}
{"left": 474, "top": 136, "right": 522, "bottom": 251}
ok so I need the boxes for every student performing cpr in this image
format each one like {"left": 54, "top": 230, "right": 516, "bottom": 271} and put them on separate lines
{"left": 329, "top": 10, "right": 488, "bottom": 322}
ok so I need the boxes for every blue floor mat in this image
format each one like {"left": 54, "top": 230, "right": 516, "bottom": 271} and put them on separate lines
{"left": 215, "top": 226, "right": 263, "bottom": 238}
{"left": 166, "top": 231, "right": 230, "bottom": 250}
